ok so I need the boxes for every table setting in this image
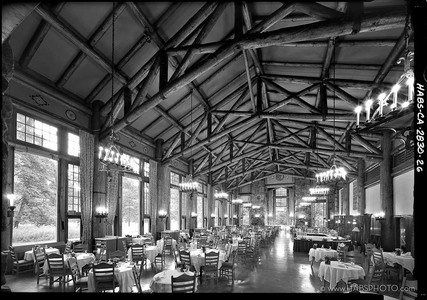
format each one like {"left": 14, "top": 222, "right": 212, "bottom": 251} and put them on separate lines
{"left": 149, "top": 269, "right": 197, "bottom": 293}
{"left": 318, "top": 260, "right": 365, "bottom": 289}
{"left": 87, "top": 261, "right": 137, "bottom": 293}
{"left": 309, "top": 247, "right": 338, "bottom": 263}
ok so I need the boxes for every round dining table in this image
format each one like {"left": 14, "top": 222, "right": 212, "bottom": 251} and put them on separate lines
{"left": 42, "top": 252, "right": 95, "bottom": 275}
{"left": 24, "top": 247, "right": 59, "bottom": 262}
{"left": 189, "top": 249, "right": 227, "bottom": 273}
{"left": 127, "top": 245, "right": 159, "bottom": 265}
{"left": 318, "top": 261, "right": 365, "bottom": 290}
{"left": 149, "top": 269, "right": 197, "bottom": 293}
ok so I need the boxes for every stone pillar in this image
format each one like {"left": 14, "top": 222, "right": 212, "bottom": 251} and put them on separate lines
{"left": 342, "top": 182, "right": 350, "bottom": 215}
{"left": 357, "top": 158, "right": 366, "bottom": 215}
{"left": 380, "top": 130, "right": 395, "bottom": 251}
{"left": 92, "top": 100, "right": 107, "bottom": 239}
{"left": 288, "top": 187, "right": 295, "bottom": 226}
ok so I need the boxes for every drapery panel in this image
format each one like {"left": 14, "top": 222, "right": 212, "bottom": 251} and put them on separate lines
{"left": 106, "top": 171, "right": 119, "bottom": 235}
{"left": 79, "top": 130, "right": 94, "bottom": 247}
{"left": 149, "top": 159, "right": 158, "bottom": 235}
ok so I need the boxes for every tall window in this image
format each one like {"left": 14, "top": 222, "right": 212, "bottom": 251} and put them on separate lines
{"left": 67, "top": 164, "right": 80, "bottom": 213}
{"left": 143, "top": 182, "right": 150, "bottom": 215}
{"left": 214, "top": 200, "right": 219, "bottom": 226}
{"left": 13, "top": 150, "right": 58, "bottom": 245}
{"left": 170, "top": 171, "right": 181, "bottom": 230}
{"left": 122, "top": 176, "right": 141, "bottom": 236}
{"left": 143, "top": 161, "right": 150, "bottom": 177}
{"left": 197, "top": 196, "right": 203, "bottom": 228}
{"left": 275, "top": 188, "right": 288, "bottom": 225}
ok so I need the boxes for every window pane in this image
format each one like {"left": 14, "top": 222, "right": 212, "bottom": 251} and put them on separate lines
{"left": 122, "top": 176, "right": 141, "bottom": 236}
{"left": 16, "top": 113, "right": 58, "bottom": 151}
{"left": 68, "top": 219, "right": 81, "bottom": 241}
{"left": 276, "top": 188, "right": 287, "bottom": 197}
{"left": 143, "top": 182, "right": 150, "bottom": 215}
{"left": 67, "top": 132, "right": 80, "bottom": 157}
{"left": 144, "top": 161, "right": 149, "bottom": 177}
{"left": 13, "top": 151, "right": 58, "bottom": 246}
{"left": 170, "top": 172, "right": 180, "bottom": 185}
{"left": 170, "top": 188, "right": 180, "bottom": 230}
{"left": 67, "top": 164, "right": 80, "bottom": 213}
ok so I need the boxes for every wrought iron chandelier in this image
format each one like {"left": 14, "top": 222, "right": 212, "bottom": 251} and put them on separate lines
{"left": 214, "top": 190, "right": 229, "bottom": 201}
{"left": 98, "top": 2, "right": 134, "bottom": 174}
{"left": 179, "top": 90, "right": 199, "bottom": 193}
{"left": 354, "top": 12, "right": 413, "bottom": 128}
{"left": 309, "top": 186, "right": 330, "bottom": 195}
{"left": 315, "top": 41, "right": 346, "bottom": 184}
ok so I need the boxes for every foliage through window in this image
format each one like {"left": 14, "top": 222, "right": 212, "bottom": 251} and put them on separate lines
{"left": 170, "top": 172, "right": 180, "bottom": 186}
{"left": 143, "top": 161, "right": 150, "bottom": 177}
{"left": 122, "top": 176, "right": 141, "bottom": 236}
{"left": 16, "top": 113, "right": 58, "bottom": 151}
{"left": 67, "top": 164, "right": 80, "bottom": 213}
{"left": 13, "top": 150, "right": 58, "bottom": 245}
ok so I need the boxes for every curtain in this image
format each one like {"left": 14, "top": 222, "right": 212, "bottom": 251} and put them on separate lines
{"left": 106, "top": 171, "right": 119, "bottom": 235}
{"left": 79, "top": 130, "right": 94, "bottom": 247}
{"left": 149, "top": 160, "right": 158, "bottom": 235}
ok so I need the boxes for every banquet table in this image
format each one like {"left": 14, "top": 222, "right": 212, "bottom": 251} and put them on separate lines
{"left": 87, "top": 261, "right": 136, "bottom": 293}
{"left": 189, "top": 249, "right": 227, "bottom": 273}
{"left": 149, "top": 269, "right": 197, "bottom": 293}
{"left": 309, "top": 248, "right": 338, "bottom": 263}
{"left": 382, "top": 252, "right": 414, "bottom": 273}
{"left": 42, "top": 252, "right": 95, "bottom": 275}
{"left": 318, "top": 261, "right": 365, "bottom": 289}
{"left": 24, "top": 247, "right": 60, "bottom": 262}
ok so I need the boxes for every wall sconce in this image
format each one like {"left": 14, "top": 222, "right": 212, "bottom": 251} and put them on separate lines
{"left": 254, "top": 213, "right": 260, "bottom": 218}
{"left": 232, "top": 214, "right": 237, "bottom": 219}
{"left": 191, "top": 212, "right": 197, "bottom": 219}
{"left": 7, "top": 194, "right": 16, "bottom": 217}
{"left": 268, "top": 213, "right": 273, "bottom": 217}
{"left": 95, "top": 206, "right": 108, "bottom": 222}
{"left": 252, "top": 205, "right": 260, "bottom": 209}
{"left": 210, "top": 213, "right": 216, "bottom": 219}
{"left": 374, "top": 211, "right": 385, "bottom": 221}
{"left": 224, "top": 214, "right": 228, "bottom": 219}
{"left": 159, "top": 209, "right": 168, "bottom": 220}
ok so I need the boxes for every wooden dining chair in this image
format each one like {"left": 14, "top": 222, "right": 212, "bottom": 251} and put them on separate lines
{"left": 64, "top": 240, "right": 73, "bottom": 254}
{"left": 236, "top": 241, "right": 248, "bottom": 263}
{"left": 67, "top": 257, "right": 88, "bottom": 292}
{"left": 131, "top": 265, "right": 142, "bottom": 293}
{"left": 368, "top": 263, "right": 386, "bottom": 289}
{"left": 200, "top": 251, "right": 220, "bottom": 284}
{"left": 92, "top": 262, "right": 119, "bottom": 293}
{"left": 45, "top": 252, "right": 72, "bottom": 290}
{"left": 219, "top": 250, "right": 237, "bottom": 284}
{"left": 32, "top": 247, "right": 47, "bottom": 284}
{"left": 8, "top": 246, "right": 33, "bottom": 277}
{"left": 131, "top": 244, "right": 147, "bottom": 269}
{"left": 72, "top": 243, "right": 87, "bottom": 253}
{"left": 399, "top": 276, "right": 417, "bottom": 300}
{"left": 171, "top": 273, "right": 196, "bottom": 293}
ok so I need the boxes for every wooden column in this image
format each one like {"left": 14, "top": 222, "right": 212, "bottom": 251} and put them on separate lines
{"left": 357, "top": 158, "right": 366, "bottom": 215}
{"left": 380, "top": 130, "right": 395, "bottom": 251}
{"left": 334, "top": 186, "right": 340, "bottom": 215}
{"left": 92, "top": 100, "right": 107, "bottom": 239}
{"left": 342, "top": 182, "right": 350, "bottom": 215}
{"left": 288, "top": 187, "right": 295, "bottom": 226}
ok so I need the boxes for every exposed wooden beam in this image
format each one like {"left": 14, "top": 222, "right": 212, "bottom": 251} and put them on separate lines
{"left": 2, "top": 2, "right": 39, "bottom": 43}
{"left": 294, "top": 2, "right": 345, "bottom": 20}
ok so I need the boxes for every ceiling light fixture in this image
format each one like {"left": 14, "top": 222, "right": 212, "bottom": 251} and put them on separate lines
{"left": 98, "top": 2, "right": 134, "bottom": 175}
{"left": 315, "top": 40, "right": 347, "bottom": 184}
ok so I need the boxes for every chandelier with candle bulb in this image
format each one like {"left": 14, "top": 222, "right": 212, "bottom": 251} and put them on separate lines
{"left": 179, "top": 174, "right": 199, "bottom": 193}
{"left": 98, "top": 130, "right": 135, "bottom": 173}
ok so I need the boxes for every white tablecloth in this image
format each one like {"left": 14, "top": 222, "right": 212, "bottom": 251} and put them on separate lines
{"left": 189, "top": 249, "right": 227, "bottom": 273}
{"left": 24, "top": 247, "right": 59, "bottom": 262}
{"left": 382, "top": 252, "right": 415, "bottom": 273}
{"left": 127, "top": 245, "right": 159, "bottom": 264}
{"left": 88, "top": 262, "right": 136, "bottom": 293}
{"left": 42, "top": 252, "right": 95, "bottom": 275}
{"left": 309, "top": 248, "right": 338, "bottom": 262}
{"left": 132, "top": 237, "right": 153, "bottom": 245}
{"left": 149, "top": 269, "right": 196, "bottom": 293}
{"left": 318, "top": 261, "right": 365, "bottom": 289}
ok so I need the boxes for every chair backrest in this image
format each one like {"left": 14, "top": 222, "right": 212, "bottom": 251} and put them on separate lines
{"left": 368, "top": 263, "right": 385, "bottom": 285}
{"left": 204, "top": 251, "right": 220, "bottom": 268}
{"left": 179, "top": 250, "right": 192, "bottom": 267}
{"left": 122, "top": 240, "right": 128, "bottom": 253}
{"left": 372, "top": 248, "right": 384, "bottom": 265}
{"left": 131, "top": 244, "right": 145, "bottom": 262}
{"left": 81, "top": 263, "right": 93, "bottom": 277}
{"left": 46, "top": 253, "right": 66, "bottom": 276}
{"left": 243, "top": 236, "right": 251, "bottom": 245}
{"left": 171, "top": 273, "right": 196, "bottom": 293}
{"left": 163, "top": 237, "right": 173, "bottom": 250}
{"left": 8, "top": 246, "right": 18, "bottom": 263}
{"left": 64, "top": 240, "right": 73, "bottom": 254}
{"left": 337, "top": 245, "right": 347, "bottom": 261}
{"left": 68, "top": 257, "right": 81, "bottom": 281}
{"left": 32, "top": 247, "right": 45, "bottom": 268}
{"left": 365, "top": 243, "right": 374, "bottom": 256}
{"left": 237, "top": 241, "right": 247, "bottom": 254}
{"left": 399, "top": 276, "right": 418, "bottom": 300}
{"left": 92, "top": 262, "right": 116, "bottom": 292}
{"left": 73, "top": 243, "right": 87, "bottom": 253}
{"left": 228, "top": 250, "right": 237, "bottom": 265}
{"left": 197, "top": 237, "right": 208, "bottom": 249}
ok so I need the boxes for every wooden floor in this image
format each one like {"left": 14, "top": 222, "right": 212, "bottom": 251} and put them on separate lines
{"left": 2, "top": 229, "right": 403, "bottom": 296}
